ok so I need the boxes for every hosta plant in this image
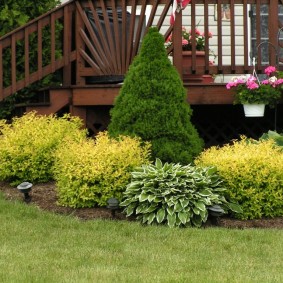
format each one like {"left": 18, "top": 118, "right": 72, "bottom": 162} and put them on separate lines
{"left": 260, "top": 130, "right": 283, "bottom": 147}
{"left": 120, "top": 159, "right": 241, "bottom": 228}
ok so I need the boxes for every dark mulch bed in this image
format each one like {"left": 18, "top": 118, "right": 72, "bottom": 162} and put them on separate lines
{"left": 1, "top": 181, "right": 283, "bottom": 229}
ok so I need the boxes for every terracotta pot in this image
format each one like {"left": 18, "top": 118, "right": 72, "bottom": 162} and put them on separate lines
{"left": 182, "top": 51, "right": 213, "bottom": 83}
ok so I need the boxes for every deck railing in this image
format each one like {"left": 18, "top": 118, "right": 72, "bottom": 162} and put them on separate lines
{"left": 0, "top": 0, "right": 283, "bottom": 101}
{"left": 0, "top": 1, "right": 77, "bottom": 101}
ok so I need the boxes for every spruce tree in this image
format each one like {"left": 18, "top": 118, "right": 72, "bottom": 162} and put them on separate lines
{"left": 108, "top": 27, "right": 204, "bottom": 164}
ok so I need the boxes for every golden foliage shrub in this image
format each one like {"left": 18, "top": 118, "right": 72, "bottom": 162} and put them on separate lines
{"left": 0, "top": 111, "right": 86, "bottom": 185}
{"left": 195, "top": 137, "right": 283, "bottom": 220}
{"left": 54, "top": 131, "right": 151, "bottom": 208}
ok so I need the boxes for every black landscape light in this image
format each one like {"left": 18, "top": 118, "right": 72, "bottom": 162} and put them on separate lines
{"left": 207, "top": 204, "right": 225, "bottom": 225}
{"left": 17, "top": 182, "right": 33, "bottom": 203}
{"left": 107, "top": 198, "right": 120, "bottom": 218}
{"left": 207, "top": 204, "right": 225, "bottom": 217}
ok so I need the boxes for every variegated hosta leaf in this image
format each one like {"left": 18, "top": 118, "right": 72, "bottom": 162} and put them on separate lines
{"left": 167, "top": 213, "right": 177, "bottom": 228}
{"left": 192, "top": 207, "right": 200, "bottom": 215}
{"left": 145, "top": 203, "right": 158, "bottom": 213}
{"left": 125, "top": 203, "right": 136, "bottom": 216}
{"left": 139, "top": 193, "right": 148, "bottom": 202}
{"left": 174, "top": 201, "right": 183, "bottom": 212}
{"left": 199, "top": 209, "right": 208, "bottom": 222}
{"left": 198, "top": 189, "right": 212, "bottom": 196}
{"left": 147, "top": 194, "right": 156, "bottom": 202}
{"left": 136, "top": 203, "right": 148, "bottom": 214}
{"left": 178, "top": 211, "right": 189, "bottom": 224}
{"left": 167, "top": 206, "right": 174, "bottom": 216}
{"left": 192, "top": 215, "right": 203, "bottom": 227}
{"left": 147, "top": 212, "right": 156, "bottom": 224}
{"left": 180, "top": 198, "right": 190, "bottom": 208}
{"left": 195, "top": 201, "right": 206, "bottom": 211}
{"left": 156, "top": 208, "right": 166, "bottom": 223}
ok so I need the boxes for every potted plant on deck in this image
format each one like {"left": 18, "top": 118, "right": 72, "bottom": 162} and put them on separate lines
{"left": 226, "top": 66, "right": 283, "bottom": 117}
{"left": 165, "top": 27, "right": 215, "bottom": 83}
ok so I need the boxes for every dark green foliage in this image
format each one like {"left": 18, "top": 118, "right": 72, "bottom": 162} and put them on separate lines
{"left": 120, "top": 159, "right": 242, "bottom": 228}
{"left": 0, "top": 0, "right": 60, "bottom": 35}
{"left": 108, "top": 27, "right": 204, "bottom": 164}
{"left": 0, "top": 0, "right": 62, "bottom": 119}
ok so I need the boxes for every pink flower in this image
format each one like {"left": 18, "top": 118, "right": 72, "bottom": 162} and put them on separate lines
{"left": 246, "top": 76, "right": 259, "bottom": 90}
{"left": 226, "top": 76, "right": 246, "bottom": 89}
{"left": 182, "top": 39, "right": 188, "bottom": 45}
{"left": 261, "top": 79, "right": 269, "bottom": 85}
{"left": 276, "top": 78, "right": 283, "bottom": 85}
{"left": 264, "top": 66, "right": 276, "bottom": 76}
{"left": 195, "top": 29, "right": 201, "bottom": 35}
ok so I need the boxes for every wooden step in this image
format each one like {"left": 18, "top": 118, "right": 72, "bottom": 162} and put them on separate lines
{"left": 26, "top": 88, "right": 71, "bottom": 115}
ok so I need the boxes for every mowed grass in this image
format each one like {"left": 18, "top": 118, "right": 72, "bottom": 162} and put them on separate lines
{"left": 0, "top": 193, "right": 282, "bottom": 283}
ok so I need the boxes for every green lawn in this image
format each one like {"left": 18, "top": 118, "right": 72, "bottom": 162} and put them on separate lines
{"left": 1, "top": 193, "right": 282, "bottom": 283}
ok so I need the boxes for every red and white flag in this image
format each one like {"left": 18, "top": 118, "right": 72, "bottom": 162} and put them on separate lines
{"left": 170, "top": 0, "right": 191, "bottom": 25}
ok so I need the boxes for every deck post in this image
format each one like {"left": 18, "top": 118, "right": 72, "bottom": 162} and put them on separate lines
{"left": 269, "top": 0, "right": 279, "bottom": 66}
{"left": 172, "top": 8, "right": 183, "bottom": 78}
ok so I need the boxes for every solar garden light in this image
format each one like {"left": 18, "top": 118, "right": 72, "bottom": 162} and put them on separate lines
{"left": 17, "top": 182, "right": 33, "bottom": 203}
{"left": 107, "top": 198, "right": 120, "bottom": 218}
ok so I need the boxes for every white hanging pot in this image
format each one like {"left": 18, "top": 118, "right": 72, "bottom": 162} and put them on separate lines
{"left": 243, "top": 104, "right": 265, "bottom": 117}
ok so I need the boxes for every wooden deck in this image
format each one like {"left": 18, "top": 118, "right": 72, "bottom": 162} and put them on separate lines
{"left": 46, "top": 83, "right": 233, "bottom": 108}
{"left": 1, "top": 0, "right": 283, "bottom": 144}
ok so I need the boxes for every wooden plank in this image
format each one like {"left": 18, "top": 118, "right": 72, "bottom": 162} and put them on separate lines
{"left": 131, "top": 0, "right": 147, "bottom": 59}
{"left": 62, "top": 4, "right": 72, "bottom": 85}
{"left": 0, "top": 42, "right": 2, "bottom": 100}
{"left": 51, "top": 13, "right": 56, "bottom": 73}
{"left": 11, "top": 34, "right": 16, "bottom": 94}
{"left": 24, "top": 28, "right": 30, "bottom": 87}
{"left": 186, "top": 84, "right": 234, "bottom": 104}
{"left": 125, "top": 0, "right": 137, "bottom": 68}
{"left": 71, "top": 84, "right": 235, "bottom": 106}
{"left": 72, "top": 86, "right": 120, "bottom": 105}
{"left": 37, "top": 21, "right": 43, "bottom": 80}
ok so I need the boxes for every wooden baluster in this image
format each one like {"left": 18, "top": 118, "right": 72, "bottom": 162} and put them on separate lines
{"left": 172, "top": 7, "right": 183, "bottom": 78}
{"left": 0, "top": 42, "right": 2, "bottom": 100}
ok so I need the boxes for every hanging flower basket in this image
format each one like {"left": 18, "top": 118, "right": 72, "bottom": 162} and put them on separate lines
{"left": 226, "top": 64, "right": 283, "bottom": 111}
{"left": 243, "top": 104, "right": 265, "bottom": 117}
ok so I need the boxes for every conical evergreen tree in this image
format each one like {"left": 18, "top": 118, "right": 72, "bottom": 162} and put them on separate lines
{"left": 108, "top": 27, "right": 204, "bottom": 164}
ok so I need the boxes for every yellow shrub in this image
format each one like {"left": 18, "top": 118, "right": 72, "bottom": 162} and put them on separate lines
{"left": 54, "top": 131, "right": 151, "bottom": 207}
{"left": 0, "top": 111, "right": 86, "bottom": 185}
{"left": 195, "top": 137, "right": 283, "bottom": 219}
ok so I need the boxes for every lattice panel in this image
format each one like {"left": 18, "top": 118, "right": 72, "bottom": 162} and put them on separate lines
{"left": 191, "top": 105, "right": 283, "bottom": 148}
{"left": 87, "top": 105, "right": 283, "bottom": 148}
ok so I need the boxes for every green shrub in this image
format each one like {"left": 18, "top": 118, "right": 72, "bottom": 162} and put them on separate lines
{"left": 195, "top": 137, "right": 283, "bottom": 220}
{"left": 120, "top": 159, "right": 241, "bottom": 228}
{"left": 53, "top": 132, "right": 151, "bottom": 208}
{"left": 0, "top": 111, "right": 86, "bottom": 185}
{"left": 108, "top": 27, "right": 204, "bottom": 164}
